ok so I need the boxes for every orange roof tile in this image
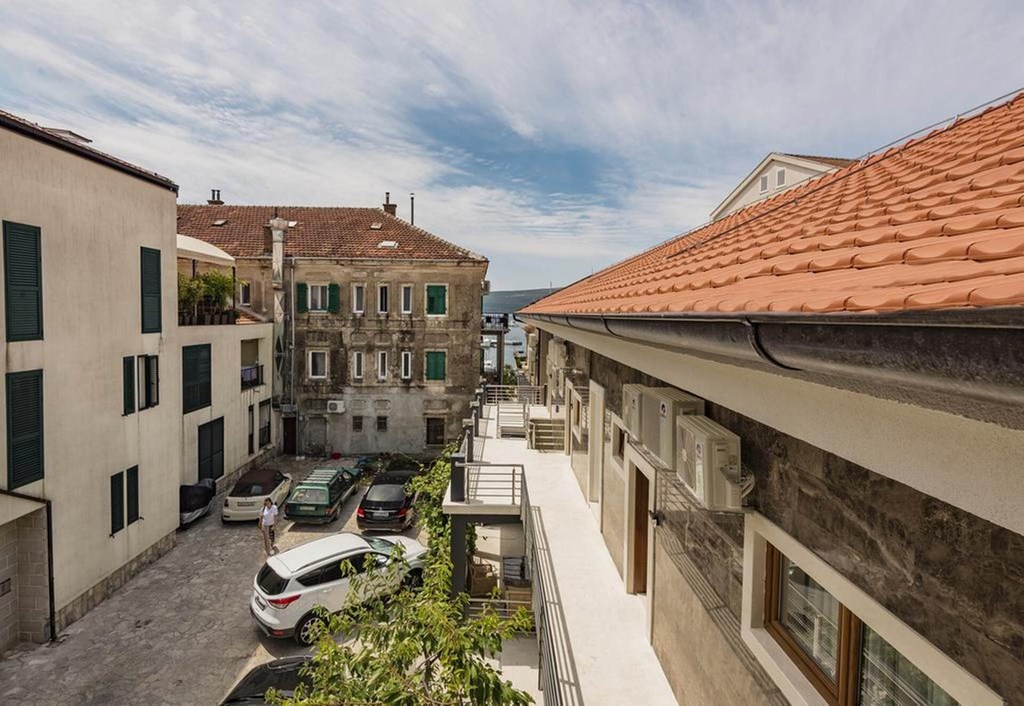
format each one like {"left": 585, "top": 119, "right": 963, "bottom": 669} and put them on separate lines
{"left": 523, "top": 94, "right": 1024, "bottom": 317}
{"left": 177, "top": 205, "right": 486, "bottom": 263}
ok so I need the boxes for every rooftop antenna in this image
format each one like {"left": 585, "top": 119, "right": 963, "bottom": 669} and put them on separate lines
{"left": 410, "top": 192, "right": 415, "bottom": 225}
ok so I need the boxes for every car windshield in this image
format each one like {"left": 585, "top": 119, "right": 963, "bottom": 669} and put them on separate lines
{"left": 289, "top": 487, "right": 328, "bottom": 504}
{"left": 363, "top": 536, "right": 395, "bottom": 553}
{"left": 226, "top": 659, "right": 311, "bottom": 703}
{"left": 365, "top": 484, "right": 406, "bottom": 502}
{"left": 256, "top": 564, "right": 288, "bottom": 595}
{"left": 232, "top": 472, "right": 280, "bottom": 497}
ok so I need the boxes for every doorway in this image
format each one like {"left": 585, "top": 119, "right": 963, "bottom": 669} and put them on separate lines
{"left": 198, "top": 417, "right": 224, "bottom": 481}
{"left": 632, "top": 470, "right": 650, "bottom": 593}
{"left": 283, "top": 416, "right": 297, "bottom": 455}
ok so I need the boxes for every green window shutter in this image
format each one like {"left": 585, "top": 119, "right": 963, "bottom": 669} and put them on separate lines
{"left": 182, "top": 345, "right": 211, "bottom": 413}
{"left": 4, "top": 221, "right": 43, "bottom": 341}
{"left": 296, "top": 282, "right": 308, "bottom": 313}
{"left": 327, "top": 283, "right": 340, "bottom": 313}
{"left": 146, "top": 355, "right": 159, "bottom": 408}
{"left": 110, "top": 471, "right": 124, "bottom": 535}
{"left": 426, "top": 351, "right": 446, "bottom": 381}
{"left": 7, "top": 369, "right": 43, "bottom": 488}
{"left": 140, "top": 247, "right": 162, "bottom": 334}
{"left": 126, "top": 466, "right": 139, "bottom": 525}
{"left": 426, "top": 285, "right": 447, "bottom": 315}
{"left": 122, "top": 356, "right": 135, "bottom": 415}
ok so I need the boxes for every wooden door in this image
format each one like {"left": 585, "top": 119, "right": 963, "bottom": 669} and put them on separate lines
{"left": 283, "top": 416, "right": 297, "bottom": 455}
{"left": 633, "top": 471, "right": 650, "bottom": 593}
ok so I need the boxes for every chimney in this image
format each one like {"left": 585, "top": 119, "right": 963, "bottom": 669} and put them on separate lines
{"left": 383, "top": 192, "right": 397, "bottom": 216}
{"left": 208, "top": 189, "right": 224, "bottom": 205}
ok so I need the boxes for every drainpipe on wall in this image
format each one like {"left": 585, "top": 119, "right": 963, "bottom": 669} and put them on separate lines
{"left": 0, "top": 488, "right": 57, "bottom": 642}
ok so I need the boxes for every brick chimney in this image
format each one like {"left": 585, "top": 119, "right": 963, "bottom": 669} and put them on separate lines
{"left": 383, "top": 191, "right": 397, "bottom": 216}
{"left": 208, "top": 189, "right": 224, "bottom": 205}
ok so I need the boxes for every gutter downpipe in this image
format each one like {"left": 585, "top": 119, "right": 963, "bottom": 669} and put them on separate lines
{"left": 0, "top": 488, "right": 57, "bottom": 642}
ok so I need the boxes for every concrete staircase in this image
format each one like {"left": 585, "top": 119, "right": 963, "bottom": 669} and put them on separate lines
{"left": 528, "top": 417, "right": 565, "bottom": 452}
{"left": 497, "top": 403, "right": 527, "bottom": 438}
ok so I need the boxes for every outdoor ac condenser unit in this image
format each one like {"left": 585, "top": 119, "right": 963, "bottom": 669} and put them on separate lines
{"left": 326, "top": 400, "right": 346, "bottom": 414}
{"left": 675, "top": 415, "right": 742, "bottom": 511}
{"left": 622, "top": 384, "right": 647, "bottom": 439}
{"left": 640, "top": 388, "right": 705, "bottom": 468}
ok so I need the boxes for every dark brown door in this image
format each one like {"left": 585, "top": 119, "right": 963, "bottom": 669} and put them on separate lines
{"left": 633, "top": 470, "right": 650, "bottom": 593}
{"left": 283, "top": 416, "right": 297, "bottom": 455}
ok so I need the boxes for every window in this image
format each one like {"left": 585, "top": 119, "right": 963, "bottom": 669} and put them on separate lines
{"left": 258, "top": 399, "right": 271, "bottom": 447}
{"left": 238, "top": 282, "right": 251, "bottom": 306}
{"left": 140, "top": 247, "right": 161, "bottom": 334}
{"left": 376, "top": 415, "right": 388, "bottom": 432}
{"left": 308, "top": 284, "right": 328, "bottom": 312}
{"left": 123, "top": 357, "right": 135, "bottom": 416}
{"left": 198, "top": 417, "right": 224, "bottom": 480}
{"left": 308, "top": 350, "right": 328, "bottom": 380}
{"left": 352, "top": 415, "right": 363, "bottom": 432}
{"left": 377, "top": 351, "right": 388, "bottom": 381}
{"left": 777, "top": 168, "right": 786, "bottom": 187}
{"left": 248, "top": 404, "right": 255, "bottom": 455}
{"left": 110, "top": 471, "right": 124, "bottom": 535}
{"left": 612, "top": 421, "right": 627, "bottom": 462}
{"left": 426, "top": 284, "right": 447, "bottom": 316}
{"left": 138, "top": 355, "right": 159, "bottom": 410}
{"left": 6, "top": 369, "right": 43, "bottom": 489}
{"left": 742, "top": 515, "right": 999, "bottom": 706}
{"left": 352, "top": 351, "right": 364, "bottom": 381}
{"left": 4, "top": 221, "right": 42, "bottom": 341}
{"left": 378, "top": 284, "right": 389, "bottom": 314}
{"left": 353, "top": 284, "right": 365, "bottom": 314}
{"left": 401, "top": 285, "right": 413, "bottom": 314}
{"left": 426, "top": 417, "right": 445, "bottom": 446}
{"left": 401, "top": 351, "right": 412, "bottom": 380}
{"left": 425, "top": 351, "right": 446, "bottom": 381}
{"left": 126, "top": 466, "right": 139, "bottom": 525}
{"left": 759, "top": 174, "right": 769, "bottom": 193}
{"left": 182, "top": 345, "right": 211, "bottom": 413}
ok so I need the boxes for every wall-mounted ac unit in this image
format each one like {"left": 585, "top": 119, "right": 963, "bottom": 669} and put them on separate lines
{"left": 675, "top": 415, "right": 742, "bottom": 511}
{"left": 640, "top": 387, "right": 704, "bottom": 468}
{"left": 622, "top": 384, "right": 647, "bottom": 439}
{"left": 326, "top": 400, "right": 346, "bottom": 414}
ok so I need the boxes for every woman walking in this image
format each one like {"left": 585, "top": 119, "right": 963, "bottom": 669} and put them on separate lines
{"left": 259, "top": 497, "right": 279, "bottom": 555}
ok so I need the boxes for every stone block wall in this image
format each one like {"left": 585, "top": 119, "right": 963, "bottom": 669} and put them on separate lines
{"left": 16, "top": 509, "right": 49, "bottom": 644}
{"left": 0, "top": 519, "right": 19, "bottom": 651}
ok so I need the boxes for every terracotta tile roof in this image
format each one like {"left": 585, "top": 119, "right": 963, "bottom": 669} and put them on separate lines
{"left": 524, "top": 94, "right": 1024, "bottom": 316}
{"left": 782, "top": 153, "right": 857, "bottom": 169}
{"left": 176, "top": 205, "right": 486, "bottom": 263}
{"left": 0, "top": 108, "right": 177, "bottom": 191}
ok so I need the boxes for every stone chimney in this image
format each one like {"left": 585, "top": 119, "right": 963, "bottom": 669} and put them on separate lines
{"left": 208, "top": 189, "right": 224, "bottom": 205}
{"left": 383, "top": 191, "right": 397, "bottom": 216}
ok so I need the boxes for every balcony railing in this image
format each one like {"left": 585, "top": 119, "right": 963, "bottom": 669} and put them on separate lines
{"left": 484, "top": 384, "right": 543, "bottom": 405}
{"left": 482, "top": 313, "right": 510, "bottom": 333}
{"left": 241, "top": 364, "right": 264, "bottom": 390}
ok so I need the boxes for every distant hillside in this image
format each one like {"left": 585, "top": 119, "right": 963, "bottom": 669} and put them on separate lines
{"left": 484, "top": 288, "right": 559, "bottom": 314}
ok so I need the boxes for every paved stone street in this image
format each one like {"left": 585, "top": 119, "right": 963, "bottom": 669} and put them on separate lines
{"left": 0, "top": 457, "right": 423, "bottom": 706}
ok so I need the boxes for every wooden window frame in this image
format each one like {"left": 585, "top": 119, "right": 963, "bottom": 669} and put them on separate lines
{"left": 401, "top": 284, "right": 413, "bottom": 314}
{"left": 425, "top": 283, "right": 448, "bottom": 317}
{"left": 425, "top": 350, "right": 447, "bottom": 382}
{"left": 376, "top": 415, "right": 388, "bottom": 432}
{"left": 377, "top": 283, "right": 389, "bottom": 315}
{"left": 352, "top": 283, "right": 365, "bottom": 314}
{"left": 352, "top": 351, "right": 364, "bottom": 381}
{"left": 401, "top": 350, "right": 412, "bottom": 380}
{"left": 308, "top": 283, "right": 329, "bottom": 312}
{"left": 307, "top": 350, "right": 328, "bottom": 380}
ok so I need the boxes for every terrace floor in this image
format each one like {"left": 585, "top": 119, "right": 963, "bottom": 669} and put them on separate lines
{"left": 475, "top": 405, "right": 676, "bottom": 706}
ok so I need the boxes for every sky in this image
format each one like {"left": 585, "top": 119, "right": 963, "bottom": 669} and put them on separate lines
{"left": 1, "top": 1, "right": 1023, "bottom": 289}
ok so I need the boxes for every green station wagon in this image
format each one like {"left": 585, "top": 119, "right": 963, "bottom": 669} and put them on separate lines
{"left": 283, "top": 468, "right": 358, "bottom": 523}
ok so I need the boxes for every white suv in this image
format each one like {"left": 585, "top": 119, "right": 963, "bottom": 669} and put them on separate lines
{"left": 250, "top": 532, "right": 426, "bottom": 645}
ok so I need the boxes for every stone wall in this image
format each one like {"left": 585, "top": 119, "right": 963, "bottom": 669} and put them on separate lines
{"left": 0, "top": 519, "right": 18, "bottom": 650}
{"left": 16, "top": 509, "right": 49, "bottom": 643}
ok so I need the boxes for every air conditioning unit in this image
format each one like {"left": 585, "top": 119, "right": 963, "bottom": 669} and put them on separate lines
{"left": 622, "top": 384, "right": 647, "bottom": 439}
{"left": 675, "top": 415, "right": 742, "bottom": 511}
{"left": 640, "top": 387, "right": 705, "bottom": 467}
{"left": 326, "top": 400, "right": 346, "bottom": 414}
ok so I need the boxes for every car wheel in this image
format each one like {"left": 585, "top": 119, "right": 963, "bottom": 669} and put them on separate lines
{"left": 402, "top": 569, "right": 424, "bottom": 590}
{"left": 295, "top": 613, "right": 325, "bottom": 646}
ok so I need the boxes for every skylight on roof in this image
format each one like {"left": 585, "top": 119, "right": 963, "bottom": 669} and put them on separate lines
{"left": 288, "top": 220, "right": 298, "bottom": 227}
{"left": 212, "top": 219, "right": 227, "bottom": 226}
{"left": 378, "top": 240, "right": 398, "bottom": 249}
{"left": 370, "top": 222, "right": 383, "bottom": 230}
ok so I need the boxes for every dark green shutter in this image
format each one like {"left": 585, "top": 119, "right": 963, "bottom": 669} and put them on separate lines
{"left": 426, "top": 285, "right": 447, "bottom": 315}
{"left": 140, "top": 247, "right": 162, "bottom": 333}
{"left": 182, "top": 345, "right": 211, "bottom": 413}
{"left": 147, "top": 356, "right": 159, "bottom": 408}
{"left": 426, "top": 351, "right": 446, "bottom": 381}
{"left": 198, "top": 417, "right": 224, "bottom": 480}
{"left": 110, "top": 471, "right": 124, "bottom": 535}
{"left": 126, "top": 466, "right": 139, "bottom": 524}
{"left": 296, "top": 283, "right": 308, "bottom": 313}
{"left": 328, "top": 283, "right": 340, "bottom": 313}
{"left": 123, "top": 357, "right": 135, "bottom": 415}
{"left": 7, "top": 369, "right": 43, "bottom": 488}
{"left": 4, "top": 221, "right": 43, "bottom": 341}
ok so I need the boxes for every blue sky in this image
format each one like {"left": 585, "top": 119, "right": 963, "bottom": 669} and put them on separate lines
{"left": 2, "top": 1, "right": 1023, "bottom": 289}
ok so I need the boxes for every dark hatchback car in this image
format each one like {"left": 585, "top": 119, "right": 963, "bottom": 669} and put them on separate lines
{"left": 220, "top": 656, "right": 312, "bottom": 704}
{"left": 356, "top": 469, "right": 419, "bottom": 532}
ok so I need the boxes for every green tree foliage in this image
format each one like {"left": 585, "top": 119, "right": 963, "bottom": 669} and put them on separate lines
{"left": 270, "top": 448, "right": 533, "bottom": 706}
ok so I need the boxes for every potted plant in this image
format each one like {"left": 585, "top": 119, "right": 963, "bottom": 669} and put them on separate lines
{"left": 199, "top": 269, "right": 235, "bottom": 323}
{"left": 177, "top": 273, "right": 202, "bottom": 325}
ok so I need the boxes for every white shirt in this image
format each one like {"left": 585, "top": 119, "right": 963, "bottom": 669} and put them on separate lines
{"left": 260, "top": 504, "right": 278, "bottom": 527}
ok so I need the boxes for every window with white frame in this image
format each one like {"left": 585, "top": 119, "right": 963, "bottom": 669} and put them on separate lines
{"left": 777, "top": 168, "right": 786, "bottom": 187}
{"left": 309, "top": 284, "right": 328, "bottom": 312}
{"left": 352, "top": 351, "right": 363, "bottom": 381}
{"left": 742, "top": 514, "right": 1002, "bottom": 706}
{"left": 759, "top": 174, "right": 770, "bottom": 193}
{"left": 238, "top": 282, "right": 251, "bottom": 306}
{"left": 378, "top": 284, "right": 389, "bottom": 315}
{"left": 352, "top": 284, "right": 365, "bottom": 314}
{"left": 377, "top": 351, "right": 388, "bottom": 381}
{"left": 401, "top": 351, "right": 412, "bottom": 379}
{"left": 308, "top": 350, "right": 328, "bottom": 379}
{"left": 401, "top": 284, "right": 413, "bottom": 314}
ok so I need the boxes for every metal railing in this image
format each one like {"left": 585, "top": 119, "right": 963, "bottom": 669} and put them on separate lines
{"left": 522, "top": 482, "right": 564, "bottom": 706}
{"left": 484, "top": 384, "right": 543, "bottom": 404}
{"left": 466, "top": 597, "right": 535, "bottom": 623}
{"left": 241, "top": 363, "right": 264, "bottom": 389}
{"left": 482, "top": 313, "right": 510, "bottom": 332}
{"left": 465, "top": 463, "right": 523, "bottom": 506}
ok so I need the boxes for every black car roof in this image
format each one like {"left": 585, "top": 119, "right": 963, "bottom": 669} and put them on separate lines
{"left": 372, "top": 470, "right": 417, "bottom": 484}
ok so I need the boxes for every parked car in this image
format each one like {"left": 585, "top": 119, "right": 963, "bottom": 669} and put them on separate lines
{"left": 222, "top": 468, "right": 292, "bottom": 522}
{"left": 179, "top": 478, "right": 217, "bottom": 528}
{"left": 249, "top": 532, "right": 426, "bottom": 645}
{"left": 356, "top": 469, "right": 419, "bottom": 532}
{"left": 220, "top": 656, "right": 312, "bottom": 705}
{"left": 283, "top": 467, "right": 358, "bottom": 523}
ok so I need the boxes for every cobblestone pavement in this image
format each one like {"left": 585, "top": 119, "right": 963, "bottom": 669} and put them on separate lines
{"left": 0, "top": 456, "right": 424, "bottom": 706}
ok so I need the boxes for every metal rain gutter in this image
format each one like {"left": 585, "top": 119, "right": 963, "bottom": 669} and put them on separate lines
{"left": 522, "top": 309, "right": 1024, "bottom": 407}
